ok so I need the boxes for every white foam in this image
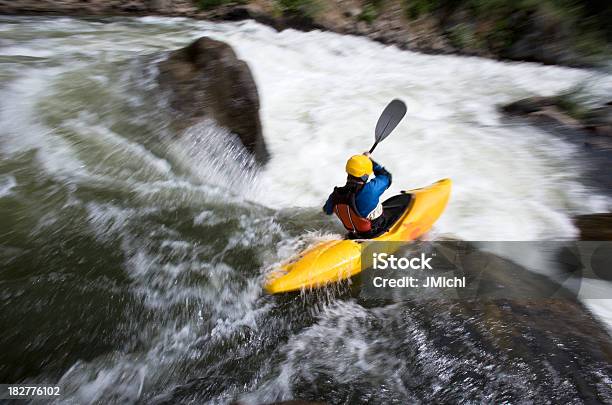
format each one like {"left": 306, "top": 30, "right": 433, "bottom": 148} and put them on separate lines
{"left": 2, "top": 18, "right": 612, "bottom": 394}
{"left": 0, "top": 175, "right": 16, "bottom": 197}
{"left": 220, "top": 26, "right": 612, "bottom": 240}
{"left": 2, "top": 16, "right": 611, "bottom": 241}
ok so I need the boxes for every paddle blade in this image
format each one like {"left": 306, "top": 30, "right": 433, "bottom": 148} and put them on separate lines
{"left": 375, "top": 99, "right": 407, "bottom": 143}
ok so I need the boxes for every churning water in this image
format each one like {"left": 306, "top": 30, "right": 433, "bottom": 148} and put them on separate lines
{"left": 0, "top": 15, "right": 611, "bottom": 404}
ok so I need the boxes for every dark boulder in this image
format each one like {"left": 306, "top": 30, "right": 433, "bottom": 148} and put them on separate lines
{"left": 158, "top": 37, "right": 269, "bottom": 164}
{"left": 500, "top": 96, "right": 555, "bottom": 115}
{"left": 575, "top": 213, "right": 612, "bottom": 241}
{"left": 500, "top": 96, "right": 612, "bottom": 150}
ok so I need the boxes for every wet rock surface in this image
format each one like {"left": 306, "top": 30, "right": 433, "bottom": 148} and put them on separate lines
{"left": 500, "top": 95, "right": 612, "bottom": 193}
{"left": 575, "top": 213, "right": 612, "bottom": 240}
{"left": 158, "top": 36, "right": 269, "bottom": 163}
{"left": 501, "top": 96, "right": 612, "bottom": 138}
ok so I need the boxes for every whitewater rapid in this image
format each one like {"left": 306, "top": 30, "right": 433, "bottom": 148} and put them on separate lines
{"left": 1, "top": 16, "right": 612, "bottom": 404}
{"left": 232, "top": 23, "right": 611, "bottom": 240}
{"left": 3, "top": 16, "right": 610, "bottom": 241}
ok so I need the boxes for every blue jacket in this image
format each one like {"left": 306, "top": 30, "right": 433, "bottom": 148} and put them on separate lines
{"left": 324, "top": 161, "right": 392, "bottom": 218}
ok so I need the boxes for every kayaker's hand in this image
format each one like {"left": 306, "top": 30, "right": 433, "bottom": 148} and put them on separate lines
{"left": 362, "top": 152, "right": 371, "bottom": 158}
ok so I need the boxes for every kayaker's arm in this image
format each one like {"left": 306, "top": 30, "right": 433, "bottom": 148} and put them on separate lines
{"left": 353, "top": 161, "right": 392, "bottom": 217}
{"left": 370, "top": 160, "right": 392, "bottom": 188}
{"left": 323, "top": 193, "right": 334, "bottom": 215}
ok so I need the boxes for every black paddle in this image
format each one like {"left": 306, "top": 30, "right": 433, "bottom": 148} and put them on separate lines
{"left": 369, "top": 99, "right": 407, "bottom": 153}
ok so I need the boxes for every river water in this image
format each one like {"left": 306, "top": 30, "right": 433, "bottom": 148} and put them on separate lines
{"left": 0, "top": 15, "right": 611, "bottom": 404}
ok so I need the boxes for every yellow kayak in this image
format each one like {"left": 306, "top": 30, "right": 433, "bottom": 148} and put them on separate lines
{"left": 265, "top": 178, "right": 452, "bottom": 294}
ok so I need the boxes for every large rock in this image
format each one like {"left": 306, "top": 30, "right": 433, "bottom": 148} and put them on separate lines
{"left": 158, "top": 37, "right": 269, "bottom": 164}
{"left": 500, "top": 96, "right": 612, "bottom": 148}
{"left": 500, "top": 96, "right": 555, "bottom": 115}
{"left": 575, "top": 214, "right": 612, "bottom": 240}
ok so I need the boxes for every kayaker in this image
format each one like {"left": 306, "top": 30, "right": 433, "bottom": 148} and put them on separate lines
{"left": 323, "top": 153, "right": 392, "bottom": 238}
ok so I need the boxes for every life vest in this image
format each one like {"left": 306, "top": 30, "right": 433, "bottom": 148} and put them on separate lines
{"left": 329, "top": 182, "right": 372, "bottom": 234}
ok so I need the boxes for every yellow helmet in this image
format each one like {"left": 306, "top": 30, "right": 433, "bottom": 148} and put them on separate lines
{"left": 346, "top": 155, "right": 373, "bottom": 179}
